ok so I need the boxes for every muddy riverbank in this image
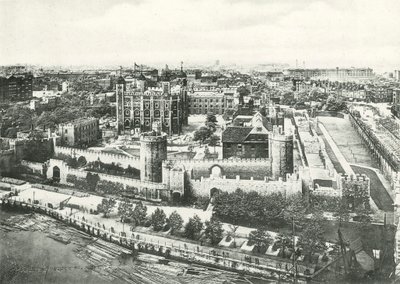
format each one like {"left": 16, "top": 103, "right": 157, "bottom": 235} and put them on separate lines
{"left": 0, "top": 209, "right": 278, "bottom": 283}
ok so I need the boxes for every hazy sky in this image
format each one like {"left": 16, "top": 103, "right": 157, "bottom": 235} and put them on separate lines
{"left": 1, "top": 0, "right": 399, "bottom": 70}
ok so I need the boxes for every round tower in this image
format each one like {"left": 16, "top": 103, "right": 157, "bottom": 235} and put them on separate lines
{"left": 140, "top": 121, "right": 167, "bottom": 183}
{"left": 269, "top": 125, "right": 294, "bottom": 180}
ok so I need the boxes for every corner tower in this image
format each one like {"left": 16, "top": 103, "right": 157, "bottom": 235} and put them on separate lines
{"left": 269, "top": 125, "right": 294, "bottom": 180}
{"left": 140, "top": 121, "right": 167, "bottom": 183}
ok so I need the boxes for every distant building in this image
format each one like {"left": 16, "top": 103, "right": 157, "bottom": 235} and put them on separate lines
{"left": 394, "top": 70, "right": 400, "bottom": 81}
{"left": 0, "top": 74, "right": 33, "bottom": 102}
{"left": 187, "top": 88, "right": 236, "bottom": 115}
{"left": 288, "top": 67, "right": 374, "bottom": 82}
{"left": 115, "top": 67, "right": 189, "bottom": 136}
{"left": 58, "top": 117, "right": 100, "bottom": 147}
{"left": 393, "top": 89, "right": 400, "bottom": 118}
{"left": 62, "top": 81, "right": 69, "bottom": 93}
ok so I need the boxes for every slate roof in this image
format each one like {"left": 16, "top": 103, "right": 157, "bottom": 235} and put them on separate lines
{"left": 222, "top": 126, "right": 252, "bottom": 143}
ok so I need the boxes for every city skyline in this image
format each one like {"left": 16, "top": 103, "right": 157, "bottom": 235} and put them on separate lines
{"left": 1, "top": 0, "right": 400, "bottom": 71}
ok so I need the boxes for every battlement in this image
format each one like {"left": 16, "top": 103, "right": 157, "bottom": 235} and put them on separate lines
{"left": 54, "top": 146, "right": 140, "bottom": 168}
{"left": 340, "top": 173, "right": 370, "bottom": 182}
{"left": 271, "top": 125, "right": 293, "bottom": 138}
{"left": 166, "top": 158, "right": 271, "bottom": 168}
{"left": 49, "top": 159, "right": 165, "bottom": 190}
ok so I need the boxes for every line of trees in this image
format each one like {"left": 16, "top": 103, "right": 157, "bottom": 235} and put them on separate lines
{"left": 96, "top": 198, "right": 224, "bottom": 246}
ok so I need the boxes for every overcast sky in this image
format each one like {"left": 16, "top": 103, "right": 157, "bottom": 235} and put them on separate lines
{"left": 1, "top": 0, "right": 399, "bottom": 71}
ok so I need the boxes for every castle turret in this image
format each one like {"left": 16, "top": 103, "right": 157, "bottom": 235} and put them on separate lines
{"left": 140, "top": 122, "right": 167, "bottom": 183}
{"left": 270, "top": 125, "right": 294, "bottom": 180}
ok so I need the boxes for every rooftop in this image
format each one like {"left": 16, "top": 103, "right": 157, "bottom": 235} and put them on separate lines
{"left": 222, "top": 126, "right": 253, "bottom": 143}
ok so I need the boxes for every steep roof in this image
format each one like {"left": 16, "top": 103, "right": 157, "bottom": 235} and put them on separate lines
{"left": 222, "top": 126, "right": 252, "bottom": 143}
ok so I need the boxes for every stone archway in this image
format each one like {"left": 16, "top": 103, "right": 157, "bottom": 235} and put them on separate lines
{"left": 210, "top": 187, "right": 221, "bottom": 198}
{"left": 77, "top": 156, "right": 87, "bottom": 167}
{"left": 172, "top": 192, "right": 181, "bottom": 203}
{"left": 210, "top": 165, "right": 223, "bottom": 179}
{"left": 52, "top": 166, "right": 60, "bottom": 182}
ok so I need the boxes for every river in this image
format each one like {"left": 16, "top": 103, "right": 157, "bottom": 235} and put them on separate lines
{"left": 0, "top": 209, "right": 277, "bottom": 284}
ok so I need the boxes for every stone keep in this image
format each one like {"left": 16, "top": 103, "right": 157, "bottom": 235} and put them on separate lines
{"left": 270, "top": 125, "right": 294, "bottom": 180}
{"left": 140, "top": 122, "right": 167, "bottom": 183}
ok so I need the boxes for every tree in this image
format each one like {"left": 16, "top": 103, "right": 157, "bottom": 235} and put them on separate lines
{"left": 205, "top": 114, "right": 217, "bottom": 133}
{"left": 248, "top": 227, "right": 273, "bottom": 253}
{"left": 297, "top": 210, "right": 327, "bottom": 262}
{"left": 118, "top": 199, "right": 133, "bottom": 223}
{"left": 325, "top": 95, "right": 346, "bottom": 111}
{"left": 205, "top": 121, "right": 217, "bottom": 133}
{"left": 275, "top": 232, "right": 293, "bottom": 258}
{"left": 184, "top": 215, "right": 203, "bottom": 240}
{"left": 131, "top": 201, "right": 147, "bottom": 227}
{"left": 204, "top": 218, "right": 224, "bottom": 246}
{"left": 206, "top": 113, "right": 217, "bottom": 124}
{"left": 208, "top": 134, "right": 220, "bottom": 153}
{"left": 284, "top": 192, "right": 308, "bottom": 229}
{"left": 151, "top": 208, "right": 166, "bottom": 231}
{"left": 227, "top": 224, "right": 239, "bottom": 248}
{"left": 237, "top": 85, "right": 250, "bottom": 97}
{"left": 168, "top": 211, "right": 183, "bottom": 235}
{"left": 97, "top": 198, "right": 116, "bottom": 218}
{"left": 193, "top": 126, "right": 212, "bottom": 144}
{"left": 333, "top": 199, "right": 350, "bottom": 227}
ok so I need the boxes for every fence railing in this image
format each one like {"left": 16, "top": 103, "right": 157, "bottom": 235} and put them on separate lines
{"left": 1, "top": 198, "right": 314, "bottom": 280}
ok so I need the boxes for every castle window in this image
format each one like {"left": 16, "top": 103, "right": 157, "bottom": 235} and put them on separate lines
{"left": 135, "top": 120, "right": 140, "bottom": 127}
{"left": 154, "top": 110, "right": 160, "bottom": 117}
{"left": 144, "top": 110, "right": 150, "bottom": 117}
{"left": 134, "top": 109, "right": 140, "bottom": 116}
{"left": 237, "top": 144, "right": 242, "bottom": 150}
{"left": 145, "top": 120, "right": 150, "bottom": 126}
{"left": 154, "top": 102, "right": 159, "bottom": 108}
{"left": 165, "top": 121, "right": 169, "bottom": 126}
{"left": 125, "top": 109, "right": 130, "bottom": 116}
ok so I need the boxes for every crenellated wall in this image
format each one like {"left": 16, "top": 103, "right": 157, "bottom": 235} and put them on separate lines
{"left": 46, "top": 159, "right": 166, "bottom": 191}
{"left": 54, "top": 146, "right": 140, "bottom": 169}
{"left": 190, "top": 171, "right": 302, "bottom": 197}
{"left": 348, "top": 112, "right": 400, "bottom": 191}
{"left": 165, "top": 158, "right": 272, "bottom": 180}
